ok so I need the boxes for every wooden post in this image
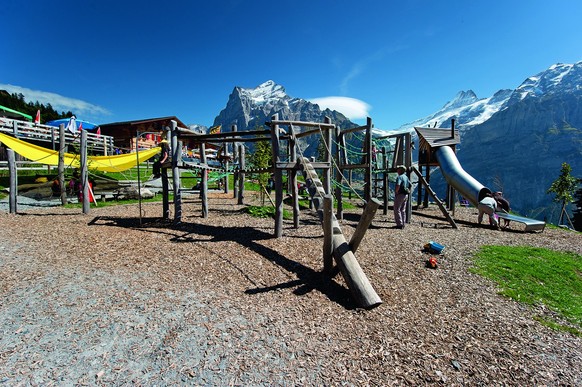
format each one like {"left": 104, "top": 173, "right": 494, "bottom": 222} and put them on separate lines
{"left": 162, "top": 168, "right": 170, "bottom": 219}
{"left": 417, "top": 164, "right": 423, "bottom": 208}
{"left": 364, "top": 117, "right": 373, "bottom": 202}
{"left": 335, "top": 127, "right": 344, "bottom": 221}
{"left": 238, "top": 144, "right": 245, "bottom": 205}
{"left": 7, "top": 149, "right": 17, "bottom": 214}
{"left": 232, "top": 125, "right": 238, "bottom": 199}
{"left": 323, "top": 117, "right": 332, "bottom": 195}
{"left": 80, "top": 130, "right": 90, "bottom": 214}
{"left": 162, "top": 127, "right": 170, "bottom": 220}
{"left": 58, "top": 124, "right": 67, "bottom": 205}
{"left": 200, "top": 142, "right": 208, "bottom": 218}
{"left": 382, "top": 147, "right": 388, "bottom": 215}
{"left": 349, "top": 198, "right": 381, "bottom": 253}
{"left": 51, "top": 127, "right": 56, "bottom": 150}
{"left": 171, "top": 121, "right": 182, "bottom": 223}
{"left": 270, "top": 114, "right": 283, "bottom": 237}
{"left": 322, "top": 194, "right": 334, "bottom": 272}
{"left": 223, "top": 144, "right": 229, "bottom": 194}
{"left": 423, "top": 166, "right": 430, "bottom": 208}
{"left": 12, "top": 120, "right": 18, "bottom": 136}
{"left": 405, "top": 132, "right": 412, "bottom": 224}
{"left": 289, "top": 125, "right": 300, "bottom": 228}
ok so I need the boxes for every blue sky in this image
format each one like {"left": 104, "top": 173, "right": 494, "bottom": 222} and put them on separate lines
{"left": 1, "top": 0, "right": 581, "bottom": 130}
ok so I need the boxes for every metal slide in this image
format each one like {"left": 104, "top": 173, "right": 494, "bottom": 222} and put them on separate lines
{"left": 434, "top": 146, "right": 545, "bottom": 232}
{"left": 434, "top": 146, "right": 491, "bottom": 207}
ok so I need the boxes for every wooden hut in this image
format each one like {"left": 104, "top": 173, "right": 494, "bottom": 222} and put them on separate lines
{"left": 98, "top": 116, "right": 190, "bottom": 151}
{"left": 415, "top": 126, "right": 460, "bottom": 165}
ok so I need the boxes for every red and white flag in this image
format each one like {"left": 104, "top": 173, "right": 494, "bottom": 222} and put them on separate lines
{"left": 96, "top": 127, "right": 101, "bottom": 138}
{"left": 34, "top": 110, "right": 40, "bottom": 124}
{"left": 78, "top": 122, "right": 83, "bottom": 131}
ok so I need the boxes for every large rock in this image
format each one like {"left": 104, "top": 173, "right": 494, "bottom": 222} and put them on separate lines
{"left": 118, "top": 186, "right": 155, "bottom": 200}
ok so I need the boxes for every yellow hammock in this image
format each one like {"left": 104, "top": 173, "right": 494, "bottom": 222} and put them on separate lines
{"left": 0, "top": 133, "right": 160, "bottom": 172}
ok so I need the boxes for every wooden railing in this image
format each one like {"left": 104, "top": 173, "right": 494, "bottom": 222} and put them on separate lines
{"left": 0, "top": 118, "right": 114, "bottom": 156}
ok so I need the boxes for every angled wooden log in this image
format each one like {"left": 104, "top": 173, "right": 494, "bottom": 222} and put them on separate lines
{"left": 349, "top": 198, "right": 381, "bottom": 253}
{"left": 298, "top": 157, "right": 382, "bottom": 309}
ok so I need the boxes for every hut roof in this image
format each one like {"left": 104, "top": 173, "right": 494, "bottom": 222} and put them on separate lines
{"left": 414, "top": 127, "right": 460, "bottom": 151}
{"left": 99, "top": 116, "right": 189, "bottom": 134}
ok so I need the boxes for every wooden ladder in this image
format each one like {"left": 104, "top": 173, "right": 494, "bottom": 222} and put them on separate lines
{"left": 411, "top": 166, "right": 457, "bottom": 229}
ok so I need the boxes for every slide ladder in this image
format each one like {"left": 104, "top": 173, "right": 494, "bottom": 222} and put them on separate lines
{"left": 411, "top": 166, "right": 457, "bottom": 228}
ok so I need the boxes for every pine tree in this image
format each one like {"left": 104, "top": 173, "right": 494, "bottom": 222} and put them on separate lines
{"left": 546, "top": 162, "right": 581, "bottom": 227}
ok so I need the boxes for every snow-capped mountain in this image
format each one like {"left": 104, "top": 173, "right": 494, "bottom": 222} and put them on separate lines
{"left": 421, "top": 61, "right": 582, "bottom": 223}
{"left": 510, "top": 62, "right": 582, "bottom": 103}
{"left": 212, "top": 80, "right": 357, "bottom": 154}
{"left": 395, "top": 88, "right": 513, "bottom": 132}
{"left": 213, "top": 80, "right": 357, "bottom": 134}
{"left": 397, "top": 61, "right": 582, "bottom": 134}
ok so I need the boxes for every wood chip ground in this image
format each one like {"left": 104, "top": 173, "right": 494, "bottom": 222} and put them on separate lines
{"left": 1, "top": 193, "right": 581, "bottom": 385}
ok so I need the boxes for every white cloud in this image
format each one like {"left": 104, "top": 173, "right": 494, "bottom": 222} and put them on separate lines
{"left": 0, "top": 84, "right": 110, "bottom": 118}
{"left": 309, "top": 96, "right": 371, "bottom": 120}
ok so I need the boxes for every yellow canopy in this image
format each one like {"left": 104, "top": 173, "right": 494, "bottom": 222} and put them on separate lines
{"left": 0, "top": 133, "right": 160, "bottom": 172}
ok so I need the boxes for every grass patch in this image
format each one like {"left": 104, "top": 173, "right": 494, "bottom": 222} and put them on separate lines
{"left": 244, "top": 205, "right": 292, "bottom": 220}
{"left": 471, "top": 245, "right": 582, "bottom": 336}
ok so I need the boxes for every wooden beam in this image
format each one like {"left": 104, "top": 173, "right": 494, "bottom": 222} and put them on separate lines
{"left": 267, "top": 120, "right": 336, "bottom": 129}
{"left": 179, "top": 129, "right": 270, "bottom": 140}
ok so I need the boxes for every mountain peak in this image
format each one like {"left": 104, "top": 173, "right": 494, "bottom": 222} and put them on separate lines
{"left": 512, "top": 61, "right": 582, "bottom": 101}
{"left": 237, "top": 80, "right": 288, "bottom": 103}
{"left": 441, "top": 90, "right": 479, "bottom": 110}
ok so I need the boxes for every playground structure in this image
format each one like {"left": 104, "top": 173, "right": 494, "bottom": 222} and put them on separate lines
{"left": 157, "top": 116, "right": 390, "bottom": 308}
{"left": 168, "top": 117, "right": 415, "bottom": 226}
{"left": 2, "top": 114, "right": 547, "bottom": 308}
{"left": 163, "top": 117, "right": 545, "bottom": 233}
{"left": 413, "top": 121, "right": 546, "bottom": 232}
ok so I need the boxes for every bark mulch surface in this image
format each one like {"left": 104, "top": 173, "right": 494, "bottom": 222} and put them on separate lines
{"left": 1, "top": 193, "right": 581, "bottom": 386}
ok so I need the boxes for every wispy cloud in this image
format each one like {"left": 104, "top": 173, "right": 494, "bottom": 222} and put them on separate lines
{"left": 339, "top": 45, "right": 405, "bottom": 94}
{"left": 309, "top": 96, "right": 371, "bottom": 120}
{"left": 0, "top": 84, "right": 110, "bottom": 118}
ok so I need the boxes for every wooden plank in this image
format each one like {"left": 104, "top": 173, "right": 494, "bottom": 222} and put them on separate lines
{"left": 411, "top": 166, "right": 457, "bottom": 228}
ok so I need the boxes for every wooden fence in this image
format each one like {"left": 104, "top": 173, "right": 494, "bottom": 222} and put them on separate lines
{"left": 0, "top": 118, "right": 114, "bottom": 159}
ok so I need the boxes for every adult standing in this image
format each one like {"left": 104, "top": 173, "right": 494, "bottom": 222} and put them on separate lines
{"left": 478, "top": 193, "right": 499, "bottom": 229}
{"left": 393, "top": 165, "right": 410, "bottom": 229}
